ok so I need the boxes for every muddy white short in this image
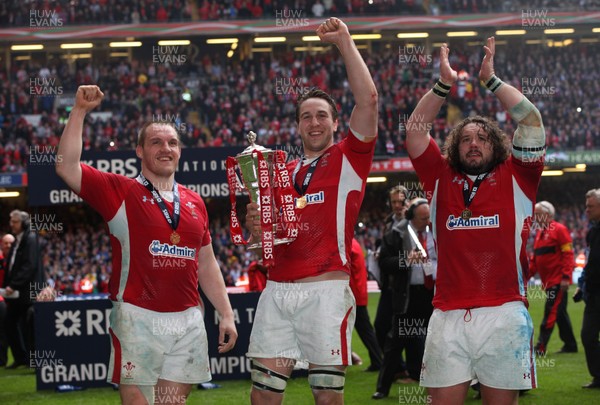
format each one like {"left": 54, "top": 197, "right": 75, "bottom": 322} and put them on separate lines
{"left": 108, "top": 302, "right": 211, "bottom": 385}
{"left": 247, "top": 280, "right": 355, "bottom": 366}
{"left": 420, "top": 301, "right": 536, "bottom": 390}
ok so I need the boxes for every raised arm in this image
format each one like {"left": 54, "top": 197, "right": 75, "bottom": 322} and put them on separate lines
{"left": 55, "top": 85, "right": 104, "bottom": 194}
{"left": 406, "top": 44, "right": 457, "bottom": 158}
{"left": 317, "top": 17, "right": 378, "bottom": 140}
{"left": 479, "top": 37, "right": 545, "bottom": 161}
{"left": 197, "top": 244, "right": 238, "bottom": 353}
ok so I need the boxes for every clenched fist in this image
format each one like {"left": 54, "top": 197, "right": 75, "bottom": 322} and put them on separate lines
{"left": 74, "top": 85, "right": 104, "bottom": 113}
{"left": 316, "top": 17, "right": 350, "bottom": 46}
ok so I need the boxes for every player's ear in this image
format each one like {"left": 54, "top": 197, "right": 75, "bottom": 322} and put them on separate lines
{"left": 135, "top": 144, "right": 143, "bottom": 159}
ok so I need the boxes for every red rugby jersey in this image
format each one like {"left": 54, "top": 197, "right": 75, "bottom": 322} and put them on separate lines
{"left": 79, "top": 164, "right": 211, "bottom": 312}
{"left": 411, "top": 138, "right": 543, "bottom": 310}
{"left": 530, "top": 220, "right": 574, "bottom": 288}
{"left": 270, "top": 129, "right": 375, "bottom": 281}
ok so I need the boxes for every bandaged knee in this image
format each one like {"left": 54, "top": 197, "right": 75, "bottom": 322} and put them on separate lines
{"left": 308, "top": 367, "right": 345, "bottom": 393}
{"left": 250, "top": 360, "right": 288, "bottom": 393}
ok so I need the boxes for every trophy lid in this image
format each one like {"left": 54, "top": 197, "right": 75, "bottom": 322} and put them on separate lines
{"left": 238, "top": 131, "right": 272, "bottom": 156}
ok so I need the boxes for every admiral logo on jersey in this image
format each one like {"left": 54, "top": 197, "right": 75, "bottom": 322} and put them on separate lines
{"left": 148, "top": 240, "right": 196, "bottom": 259}
{"left": 294, "top": 191, "right": 325, "bottom": 207}
{"left": 446, "top": 214, "right": 500, "bottom": 230}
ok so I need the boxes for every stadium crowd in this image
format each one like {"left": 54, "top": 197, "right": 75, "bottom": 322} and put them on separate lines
{"left": 3, "top": 0, "right": 598, "bottom": 26}
{"left": 1, "top": 39, "right": 599, "bottom": 173}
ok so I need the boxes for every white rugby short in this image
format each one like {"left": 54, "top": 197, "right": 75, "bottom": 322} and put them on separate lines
{"left": 420, "top": 301, "right": 536, "bottom": 390}
{"left": 247, "top": 280, "right": 355, "bottom": 366}
{"left": 108, "top": 302, "right": 211, "bottom": 385}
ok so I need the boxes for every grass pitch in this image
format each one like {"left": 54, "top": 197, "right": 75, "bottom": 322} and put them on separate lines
{"left": 0, "top": 287, "right": 596, "bottom": 404}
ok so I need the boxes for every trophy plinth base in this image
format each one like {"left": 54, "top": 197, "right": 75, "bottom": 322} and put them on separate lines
{"left": 248, "top": 238, "right": 295, "bottom": 250}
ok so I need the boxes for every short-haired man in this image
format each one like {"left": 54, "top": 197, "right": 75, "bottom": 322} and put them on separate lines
{"left": 386, "top": 185, "right": 409, "bottom": 230}
{"left": 3, "top": 211, "right": 42, "bottom": 369}
{"left": 56, "top": 86, "right": 237, "bottom": 404}
{"left": 580, "top": 189, "right": 600, "bottom": 388}
{"left": 529, "top": 201, "right": 578, "bottom": 355}
{"left": 0, "top": 233, "right": 16, "bottom": 366}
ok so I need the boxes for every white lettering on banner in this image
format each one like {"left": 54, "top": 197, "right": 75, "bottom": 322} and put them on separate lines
{"left": 55, "top": 309, "right": 111, "bottom": 337}
{"left": 246, "top": 307, "right": 255, "bottom": 323}
{"left": 40, "top": 363, "right": 107, "bottom": 383}
{"left": 50, "top": 189, "right": 83, "bottom": 204}
{"left": 181, "top": 160, "right": 227, "bottom": 172}
{"left": 185, "top": 183, "right": 229, "bottom": 197}
{"left": 214, "top": 308, "right": 256, "bottom": 325}
{"left": 210, "top": 356, "right": 252, "bottom": 374}
{"left": 94, "top": 158, "right": 138, "bottom": 176}
{"left": 86, "top": 309, "right": 111, "bottom": 335}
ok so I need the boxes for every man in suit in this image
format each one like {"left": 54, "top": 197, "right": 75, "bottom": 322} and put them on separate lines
{"left": 374, "top": 185, "right": 409, "bottom": 348}
{"left": 0, "top": 233, "right": 15, "bottom": 366}
{"left": 372, "top": 198, "right": 437, "bottom": 399}
{"left": 580, "top": 189, "right": 600, "bottom": 388}
{"left": 3, "top": 210, "right": 41, "bottom": 369}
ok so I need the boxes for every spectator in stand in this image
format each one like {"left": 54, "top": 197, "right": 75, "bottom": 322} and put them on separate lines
{"left": 312, "top": 0, "right": 325, "bottom": 16}
{"left": 1, "top": 42, "right": 599, "bottom": 172}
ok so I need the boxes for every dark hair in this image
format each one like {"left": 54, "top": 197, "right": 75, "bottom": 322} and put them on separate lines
{"left": 137, "top": 121, "right": 181, "bottom": 147}
{"left": 443, "top": 115, "right": 510, "bottom": 171}
{"left": 295, "top": 88, "right": 338, "bottom": 124}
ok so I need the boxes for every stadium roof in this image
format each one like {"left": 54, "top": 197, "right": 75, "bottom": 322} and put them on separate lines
{"left": 1, "top": 12, "right": 599, "bottom": 41}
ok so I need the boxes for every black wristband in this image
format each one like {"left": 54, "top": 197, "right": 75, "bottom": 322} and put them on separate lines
{"left": 484, "top": 75, "right": 504, "bottom": 93}
{"left": 432, "top": 79, "right": 452, "bottom": 99}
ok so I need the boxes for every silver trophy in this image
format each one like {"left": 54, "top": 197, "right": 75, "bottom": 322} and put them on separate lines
{"left": 233, "top": 131, "right": 295, "bottom": 249}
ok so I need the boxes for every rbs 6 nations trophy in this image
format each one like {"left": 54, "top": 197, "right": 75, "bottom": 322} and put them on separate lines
{"left": 226, "top": 131, "right": 297, "bottom": 266}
